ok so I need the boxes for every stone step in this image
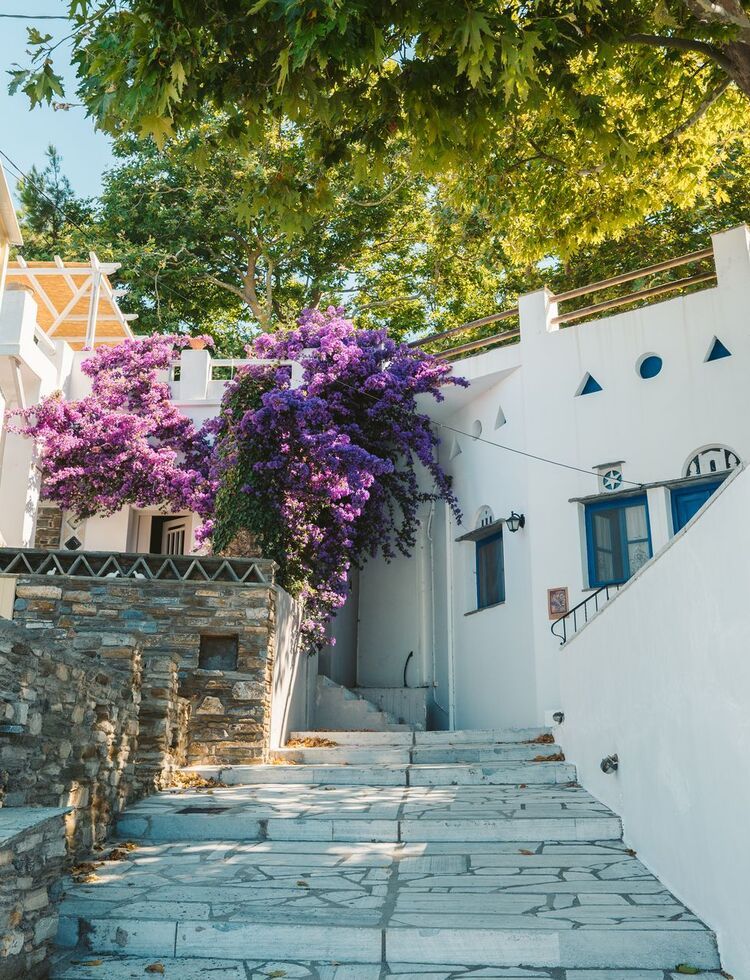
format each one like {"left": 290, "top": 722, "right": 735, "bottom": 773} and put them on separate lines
{"left": 183, "top": 760, "right": 578, "bottom": 786}
{"left": 413, "top": 728, "right": 554, "bottom": 744}
{"left": 115, "top": 783, "right": 621, "bottom": 843}
{"left": 55, "top": 839, "right": 720, "bottom": 971}
{"left": 50, "top": 955, "right": 728, "bottom": 980}
{"left": 287, "top": 728, "right": 553, "bottom": 746}
{"left": 290, "top": 730, "right": 416, "bottom": 746}
{"left": 272, "top": 744, "right": 564, "bottom": 766}
{"left": 315, "top": 676, "right": 409, "bottom": 732}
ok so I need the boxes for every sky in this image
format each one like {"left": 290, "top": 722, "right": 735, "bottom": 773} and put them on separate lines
{"left": 0, "top": 0, "right": 113, "bottom": 203}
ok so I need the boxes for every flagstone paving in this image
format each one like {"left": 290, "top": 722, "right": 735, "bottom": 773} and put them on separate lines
{"left": 52, "top": 728, "right": 723, "bottom": 976}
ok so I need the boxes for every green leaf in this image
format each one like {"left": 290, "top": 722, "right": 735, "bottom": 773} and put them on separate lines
{"left": 675, "top": 966, "right": 702, "bottom": 975}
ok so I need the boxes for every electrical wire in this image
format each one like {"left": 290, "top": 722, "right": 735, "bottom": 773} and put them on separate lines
{"left": 0, "top": 13, "right": 70, "bottom": 18}
{"left": 329, "top": 375, "right": 645, "bottom": 488}
{"left": 0, "top": 146, "right": 200, "bottom": 314}
{"left": 1, "top": 148, "right": 644, "bottom": 488}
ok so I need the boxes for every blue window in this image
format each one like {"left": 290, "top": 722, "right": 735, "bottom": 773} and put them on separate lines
{"left": 476, "top": 531, "right": 505, "bottom": 609}
{"left": 638, "top": 355, "right": 662, "bottom": 379}
{"left": 671, "top": 478, "right": 724, "bottom": 531}
{"left": 585, "top": 495, "right": 652, "bottom": 587}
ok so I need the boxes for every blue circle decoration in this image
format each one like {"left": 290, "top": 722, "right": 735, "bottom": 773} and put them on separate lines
{"left": 639, "top": 355, "right": 662, "bottom": 379}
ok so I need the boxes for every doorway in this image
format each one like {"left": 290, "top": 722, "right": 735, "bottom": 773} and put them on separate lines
{"left": 149, "top": 515, "right": 189, "bottom": 555}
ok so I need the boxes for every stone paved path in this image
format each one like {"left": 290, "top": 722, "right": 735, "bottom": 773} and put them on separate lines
{"left": 52, "top": 729, "right": 723, "bottom": 978}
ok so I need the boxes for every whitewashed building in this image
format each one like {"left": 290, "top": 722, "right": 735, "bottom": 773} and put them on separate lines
{"left": 1, "top": 163, "right": 749, "bottom": 732}
{"left": 4, "top": 164, "right": 750, "bottom": 975}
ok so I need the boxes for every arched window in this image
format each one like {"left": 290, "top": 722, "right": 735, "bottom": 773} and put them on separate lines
{"left": 684, "top": 446, "right": 740, "bottom": 478}
{"left": 672, "top": 446, "right": 742, "bottom": 532}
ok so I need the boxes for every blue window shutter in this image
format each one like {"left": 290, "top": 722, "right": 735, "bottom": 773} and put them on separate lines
{"left": 584, "top": 495, "right": 652, "bottom": 587}
{"left": 476, "top": 531, "right": 505, "bottom": 609}
{"left": 578, "top": 373, "right": 603, "bottom": 396}
{"left": 706, "top": 337, "right": 732, "bottom": 361}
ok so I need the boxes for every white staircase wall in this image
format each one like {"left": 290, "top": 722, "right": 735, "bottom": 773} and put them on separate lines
{"left": 557, "top": 462, "right": 750, "bottom": 978}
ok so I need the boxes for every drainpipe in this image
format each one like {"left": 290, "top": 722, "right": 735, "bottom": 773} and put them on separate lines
{"left": 446, "top": 508, "right": 457, "bottom": 730}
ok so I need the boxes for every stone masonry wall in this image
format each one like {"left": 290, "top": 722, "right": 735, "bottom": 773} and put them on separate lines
{"left": 32, "top": 506, "right": 62, "bottom": 550}
{"left": 0, "top": 808, "right": 68, "bottom": 980}
{"left": 6, "top": 569, "right": 280, "bottom": 766}
{"left": 0, "top": 616, "right": 142, "bottom": 852}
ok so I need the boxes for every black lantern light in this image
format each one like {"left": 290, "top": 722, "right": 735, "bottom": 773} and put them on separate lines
{"left": 505, "top": 511, "right": 526, "bottom": 533}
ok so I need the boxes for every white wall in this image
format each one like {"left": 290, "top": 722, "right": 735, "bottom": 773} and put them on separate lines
{"left": 556, "top": 463, "right": 750, "bottom": 978}
{"left": 268, "top": 586, "right": 309, "bottom": 749}
{"left": 357, "top": 506, "right": 432, "bottom": 689}
{"left": 357, "top": 224, "right": 750, "bottom": 730}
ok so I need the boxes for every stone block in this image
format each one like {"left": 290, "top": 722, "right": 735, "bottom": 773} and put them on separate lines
{"left": 16, "top": 586, "right": 62, "bottom": 600}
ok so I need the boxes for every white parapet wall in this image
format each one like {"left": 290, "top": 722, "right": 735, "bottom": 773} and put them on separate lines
{"left": 556, "top": 462, "right": 750, "bottom": 977}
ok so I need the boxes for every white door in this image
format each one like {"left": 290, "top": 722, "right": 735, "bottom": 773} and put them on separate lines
{"left": 161, "top": 518, "right": 187, "bottom": 555}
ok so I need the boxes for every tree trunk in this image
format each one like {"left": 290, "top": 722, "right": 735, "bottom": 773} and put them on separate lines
{"left": 722, "top": 39, "right": 750, "bottom": 96}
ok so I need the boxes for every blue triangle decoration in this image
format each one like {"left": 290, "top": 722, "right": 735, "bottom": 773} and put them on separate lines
{"left": 706, "top": 337, "right": 731, "bottom": 362}
{"left": 578, "top": 373, "right": 603, "bottom": 396}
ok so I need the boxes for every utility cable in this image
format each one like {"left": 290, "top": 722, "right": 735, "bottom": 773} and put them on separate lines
{"left": 0, "top": 146, "right": 200, "bottom": 314}
{"left": 1, "top": 149, "right": 645, "bottom": 488}
{"left": 328, "top": 375, "right": 645, "bottom": 488}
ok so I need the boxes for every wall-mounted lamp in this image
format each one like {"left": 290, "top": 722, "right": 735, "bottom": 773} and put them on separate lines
{"left": 600, "top": 753, "right": 619, "bottom": 774}
{"left": 505, "top": 511, "right": 526, "bottom": 533}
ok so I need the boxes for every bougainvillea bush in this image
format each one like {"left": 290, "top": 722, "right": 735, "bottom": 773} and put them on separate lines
{"left": 14, "top": 335, "right": 213, "bottom": 518}
{"left": 16, "top": 312, "right": 466, "bottom": 647}
{"left": 209, "top": 308, "right": 467, "bottom": 645}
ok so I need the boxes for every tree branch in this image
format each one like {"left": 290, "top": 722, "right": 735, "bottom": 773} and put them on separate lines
{"left": 662, "top": 77, "right": 731, "bottom": 142}
{"left": 682, "top": 0, "right": 750, "bottom": 40}
{"left": 624, "top": 33, "right": 735, "bottom": 74}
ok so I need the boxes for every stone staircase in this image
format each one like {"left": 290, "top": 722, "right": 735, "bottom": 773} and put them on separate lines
{"left": 314, "top": 675, "right": 411, "bottom": 731}
{"left": 51, "top": 728, "right": 724, "bottom": 979}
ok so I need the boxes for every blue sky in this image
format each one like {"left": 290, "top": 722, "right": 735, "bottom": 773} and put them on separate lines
{"left": 0, "top": 1, "right": 113, "bottom": 202}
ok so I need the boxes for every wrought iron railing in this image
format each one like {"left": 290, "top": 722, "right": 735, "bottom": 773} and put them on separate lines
{"left": 551, "top": 584, "right": 621, "bottom": 645}
{"left": 0, "top": 548, "right": 276, "bottom": 586}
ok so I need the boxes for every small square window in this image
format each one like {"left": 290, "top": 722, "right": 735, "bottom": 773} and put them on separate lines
{"left": 476, "top": 531, "right": 505, "bottom": 609}
{"left": 585, "top": 495, "right": 652, "bottom": 587}
{"left": 198, "top": 634, "right": 238, "bottom": 671}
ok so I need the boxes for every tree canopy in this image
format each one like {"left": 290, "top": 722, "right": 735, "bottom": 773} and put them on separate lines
{"left": 10, "top": 2, "right": 750, "bottom": 259}
{"left": 15, "top": 144, "right": 94, "bottom": 259}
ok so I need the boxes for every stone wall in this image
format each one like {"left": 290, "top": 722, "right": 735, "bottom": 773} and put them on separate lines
{"left": 0, "top": 616, "right": 142, "bottom": 852}
{"left": 0, "top": 807, "right": 68, "bottom": 980}
{"left": 32, "top": 506, "right": 62, "bottom": 550}
{"left": 5, "top": 565, "right": 286, "bottom": 765}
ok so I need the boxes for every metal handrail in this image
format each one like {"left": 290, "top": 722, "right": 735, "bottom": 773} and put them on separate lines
{"left": 551, "top": 583, "right": 621, "bottom": 645}
{"left": 408, "top": 307, "right": 519, "bottom": 350}
{"left": 551, "top": 271, "right": 716, "bottom": 326}
{"left": 436, "top": 329, "right": 520, "bottom": 359}
{"left": 550, "top": 246, "right": 714, "bottom": 304}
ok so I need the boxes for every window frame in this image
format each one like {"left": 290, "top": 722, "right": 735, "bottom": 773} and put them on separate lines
{"left": 670, "top": 477, "right": 725, "bottom": 532}
{"left": 584, "top": 493, "right": 652, "bottom": 588}
{"left": 475, "top": 529, "right": 506, "bottom": 610}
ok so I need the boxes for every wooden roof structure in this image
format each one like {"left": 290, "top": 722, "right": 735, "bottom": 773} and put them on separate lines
{"left": 5, "top": 253, "right": 137, "bottom": 350}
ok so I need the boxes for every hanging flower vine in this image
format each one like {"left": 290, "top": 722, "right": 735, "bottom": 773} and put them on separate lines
{"left": 13, "top": 335, "right": 213, "bottom": 518}
{"left": 208, "top": 308, "right": 467, "bottom": 645}
{"left": 15, "top": 312, "right": 466, "bottom": 647}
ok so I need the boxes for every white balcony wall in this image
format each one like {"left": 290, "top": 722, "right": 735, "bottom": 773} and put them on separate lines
{"left": 556, "top": 463, "right": 750, "bottom": 979}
